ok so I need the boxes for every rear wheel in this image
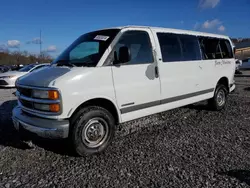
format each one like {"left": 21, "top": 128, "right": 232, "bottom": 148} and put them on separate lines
{"left": 208, "top": 84, "right": 228, "bottom": 111}
{"left": 70, "top": 106, "right": 115, "bottom": 156}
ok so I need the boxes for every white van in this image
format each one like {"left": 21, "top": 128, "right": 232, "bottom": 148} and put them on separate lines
{"left": 12, "top": 26, "right": 236, "bottom": 156}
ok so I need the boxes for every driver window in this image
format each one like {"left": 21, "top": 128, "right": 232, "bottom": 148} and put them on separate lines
{"left": 114, "top": 30, "right": 154, "bottom": 65}
{"left": 69, "top": 42, "right": 99, "bottom": 60}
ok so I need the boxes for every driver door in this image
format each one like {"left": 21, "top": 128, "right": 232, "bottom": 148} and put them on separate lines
{"left": 111, "top": 28, "right": 161, "bottom": 122}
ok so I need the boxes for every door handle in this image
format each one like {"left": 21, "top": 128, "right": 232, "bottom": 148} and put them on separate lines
{"left": 155, "top": 66, "right": 159, "bottom": 78}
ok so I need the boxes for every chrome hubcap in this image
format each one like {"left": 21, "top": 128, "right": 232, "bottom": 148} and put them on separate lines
{"left": 82, "top": 117, "right": 108, "bottom": 148}
{"left": 217, "top": 90, "right": 225, "bottom": 106}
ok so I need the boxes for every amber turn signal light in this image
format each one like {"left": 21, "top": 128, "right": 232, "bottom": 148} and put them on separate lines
{"left": 48, "top": 90, "right": 59, "bottom": 100}
{"left": 49, "top": 104, "right": 60, "bottom": 112}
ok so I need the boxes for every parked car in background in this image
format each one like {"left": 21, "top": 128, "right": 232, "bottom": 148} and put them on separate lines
{"left": 235, "top": 59, "right": 243, "bottom": 74}
{"left": 240, "top": 57, "right": 250, "bottom": 70}
{"left": 0, "top": 63, "right": 49, "bottom": 87}
{"left": 0, "top": 65, "right": 11, "bottom": 73}
{"left": 11, "top": 64, "right": 24, "bottom": 71}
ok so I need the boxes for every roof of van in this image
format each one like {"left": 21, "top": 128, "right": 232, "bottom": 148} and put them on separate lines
{"left": 102, "top": 25, "right": 229, "bottom": 39}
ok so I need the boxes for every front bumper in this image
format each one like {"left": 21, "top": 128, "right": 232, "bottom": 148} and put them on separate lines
{"left": 12, "top": 106, "right": 69, "bottom": 139}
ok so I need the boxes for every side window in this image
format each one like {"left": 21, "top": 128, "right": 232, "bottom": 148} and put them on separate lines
{"left": 199, "top": 37, "right": 222, "bottom": 59}
{"left": 157, "top": 33, "right": 182, "bottom": 62}
{"left": 243, "top": 58, "right": 250, "bottom": 63}
{"left": 179, "top": 35, "right": 201, "bottom": 61}
{"left": 220, "top": 40, "right": 233, "bottom": 59}
{"left": 199, "top": 38, "right": 207, "bottom": 59}
{"left": 114, "top": 31, "right": 153, "bottom": 64}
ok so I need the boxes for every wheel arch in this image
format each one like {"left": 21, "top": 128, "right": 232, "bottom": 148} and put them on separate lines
{"left": 70, "top": 97, "right": 121, "bottom": 125}
{"left": 216, "top": 77, "right": 229, "bottom": 91}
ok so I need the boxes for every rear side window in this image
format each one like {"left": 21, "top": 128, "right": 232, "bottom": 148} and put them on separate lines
{"left": 179, "top": 35, "right": 201, "bottom": 61}
{"left": 157, "top": 33, "right": 201, "bottom": 62}
{"left": 220, "top": 40, "right": 233, "bottom": 58}
{"left": 199, "top": 37, "right": 221, "bottom": 59}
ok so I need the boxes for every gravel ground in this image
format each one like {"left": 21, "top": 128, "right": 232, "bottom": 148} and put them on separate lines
{"left": 0, "top": 77, "right": 250, "bottom": 188}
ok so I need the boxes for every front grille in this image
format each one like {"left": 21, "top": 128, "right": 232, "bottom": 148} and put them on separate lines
{"left": 0, "top": 80, "right": 8, "bottom": 85}
{"left": 16, "top": 85, "right": 61, "bottom": 115}
{"left": 17, "top": 87, "right": 32, "bottom": 97}
{"left": 20, "top": 99, "right": 33, "bottom": 109}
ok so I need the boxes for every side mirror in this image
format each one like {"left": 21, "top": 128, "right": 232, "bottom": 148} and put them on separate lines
{"left": 118, "top": 46, "right": 131, "bottom": 64}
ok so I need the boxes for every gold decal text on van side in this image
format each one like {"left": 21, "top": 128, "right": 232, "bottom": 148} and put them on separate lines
{"left": 215, "top": 60, "right": 231, "bottom": 66}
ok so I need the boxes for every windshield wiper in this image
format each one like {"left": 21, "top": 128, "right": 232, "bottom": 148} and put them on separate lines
{"left": 56, "top": 60, "right": 77, "bottom": 67}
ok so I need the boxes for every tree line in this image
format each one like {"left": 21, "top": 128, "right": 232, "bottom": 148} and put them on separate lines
{"left": 0, "top": 51, "right": 54, "bottom": 65}
{"left": 231, "top": 38, "right": 250, "bottom": 44}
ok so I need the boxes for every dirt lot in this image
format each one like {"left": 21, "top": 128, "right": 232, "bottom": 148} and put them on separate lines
{"left": 0, "top": 77, "right": 250, "bottom": 188}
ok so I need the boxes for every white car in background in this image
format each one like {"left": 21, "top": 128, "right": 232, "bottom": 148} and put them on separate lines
{"left": 235, "top": 59, "right": 243, "bottom": 74}
{"left": 0, "top": 63, "right": 49, "bottom": 87}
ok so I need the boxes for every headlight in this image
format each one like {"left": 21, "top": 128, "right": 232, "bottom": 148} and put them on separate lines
{"left": 32, "top": 90, "right": 59, "bottom": 100}
{"left": 34, "top": 103, "right": 50, "bottom": 111}
{"left": 34, "top": 103, "right": 60, "bottom": 112}
{"left": 0, "top": 75, "right": 16, "bottom": 79}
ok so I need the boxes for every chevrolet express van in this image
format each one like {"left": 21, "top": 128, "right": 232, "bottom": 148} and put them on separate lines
{"left": 12, "top": 26, "right": 236, "bottom": 156}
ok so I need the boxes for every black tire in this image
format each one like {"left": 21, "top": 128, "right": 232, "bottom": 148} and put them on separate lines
{"left": 208, "top": 84, "right": 228, "bottom": 111}
{"left": 70, "top": 106, "right": 115, "bottom": 156}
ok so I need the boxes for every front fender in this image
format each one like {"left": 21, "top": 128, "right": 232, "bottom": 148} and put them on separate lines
{"left": 68, "top": 95, "right": 121, "bottom": 123}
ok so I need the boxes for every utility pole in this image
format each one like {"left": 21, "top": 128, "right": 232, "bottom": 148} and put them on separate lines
{"left": 40, "top": 29, "right": 42, "bottom": 56}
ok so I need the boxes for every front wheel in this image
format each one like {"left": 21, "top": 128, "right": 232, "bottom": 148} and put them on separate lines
{"left": 208, "top": 84, "right": 228, "bottom": 111}
{"left": 70, "top": 106, "right": 115, "bottom": 156}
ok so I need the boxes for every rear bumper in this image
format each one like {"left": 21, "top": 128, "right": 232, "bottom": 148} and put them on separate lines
{"left": 12, "top": 106, "right": 69, "bottom": 139}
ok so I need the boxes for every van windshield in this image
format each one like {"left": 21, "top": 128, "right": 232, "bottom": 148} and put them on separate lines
{"left": 52, "top": 29, "right": 120, "bottom": 67}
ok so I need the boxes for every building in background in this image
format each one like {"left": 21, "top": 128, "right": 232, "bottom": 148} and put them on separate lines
{"left": 235, "top": 41, "right": 250, "bottom": 60}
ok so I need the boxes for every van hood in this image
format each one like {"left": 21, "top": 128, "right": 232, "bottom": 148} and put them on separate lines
{"left": 17, "top": 66, "right": 71, "bottom": 87}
